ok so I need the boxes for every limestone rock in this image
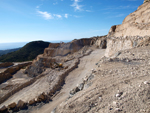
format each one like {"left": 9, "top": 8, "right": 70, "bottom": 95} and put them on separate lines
{"left": 144, "top": 0, "right": 150, "bottom": 3}
{"left": 90, "top": 36, "right": 107, "bottom": 49}
{"left": 43, "top": 38, "right": 92, "bottom": 57}
{"left": 116, "top": 92, "right": 123, "bottom": 97}
{"left": 70, "top": 87, "right": 80, "bottom": 95}
{"left": 16, "top": 100, "right": 26, "bottom": 109}
{"left": 8, "top": 102, "right": 16, "bottom": 109}
{"left": 107, "top": 2, "right": 150, "bottom": 37}
{"left": 105, "top": 36, "right": 150, "bottom": 57}
{"left": 28, "top": 99, "right": 36, "bottom": 105}
{"left": 0, "top": 105, "right": 8, "bottom": 112}
{"left": 0, "top": 62, "right": 32, "bottom": 84}
{"left": 37, "top": 92, "right": 48, "bottom": 102}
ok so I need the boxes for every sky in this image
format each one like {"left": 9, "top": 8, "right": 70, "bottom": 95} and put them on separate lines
{"left": 0, "top": 0, "right": 144, "bottom": 43}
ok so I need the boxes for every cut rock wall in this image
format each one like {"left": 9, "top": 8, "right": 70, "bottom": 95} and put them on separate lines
{"left": 105, "top": 36, "right": 150, "bottom": 57}
{"left": 44, "top": 38, "right": 92, "bottom": 57}
{"left": 0, "top": 62, "right": 32, "bottom": 84}
{"left": 106, "top": 1, "right": 150, "bottom": 57}
{"left": 107, "top": 2, "right": 150, "bottom": 37}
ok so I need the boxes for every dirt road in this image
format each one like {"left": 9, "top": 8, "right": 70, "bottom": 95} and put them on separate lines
{"left": 30, "top": 49, "right": 105, "bottom": 113}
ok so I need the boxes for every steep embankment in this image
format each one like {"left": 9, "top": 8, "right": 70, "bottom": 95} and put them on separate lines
{"left": 0, "top": 41, "right": 49, "bottom": 62}
{"left": 30, "top": 49, "right": 105, "bottom": 113}
{"left": 54, "top": 46, "right": 150, "bottom": 113}
{"left": 105, "top": 1, "right": 150, "bottom": 57}
{"left": 108, "top": 1, "right": 150, "bottom": 37}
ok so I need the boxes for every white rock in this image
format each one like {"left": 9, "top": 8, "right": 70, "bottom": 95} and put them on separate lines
{"left": 144, "top": 81, "right": 149, "bottom": 84}
{"left": 115, "top": 108, "right": 121, "bottom": 111}
{"left": 99, "top": 97, "right": 102, "bottom": 99}
{"left": 113, "top": 101, "right": 117, "bottom": 106}
{"left": 116, "top": 94, "right": 121, "bottom": 97}
{"left": 115, "top": 92, "right": 123, "bottom": 97}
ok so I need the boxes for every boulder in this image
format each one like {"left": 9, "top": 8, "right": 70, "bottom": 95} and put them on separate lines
{"left": 16, "top": 100, "right": 26, "bottom": 109}
{"left": 70, "top": 87, "right": 80, "bottom": 95}
{"left": 0, "top": 105, "right": 8, "bottom": 112}
{"left": 37, "top": 92, "right": 48, "bottom": 102}
{"left": 77, "top": 83, "right": 84, "bottom": 91}
{"left": 28, "top": 99, "right": 36, "bottom": 105}
{"left": 8, "top": 102, "right": 16, "bottom": 109}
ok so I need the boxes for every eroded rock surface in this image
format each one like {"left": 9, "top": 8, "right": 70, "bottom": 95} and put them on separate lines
{"left": 55, "top": 46, "right": 150, "bottom": 113}
{"left": 105, "top": 36, "right": 150, "bottom": 57}
{"left": 108, "top": 1, "right": 150, "bottom": 37}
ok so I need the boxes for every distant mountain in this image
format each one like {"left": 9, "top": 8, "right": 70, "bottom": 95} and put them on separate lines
{"left": 0, "top": 41, "right": 50, "bottom": 62}
{"left": 0, "top": 48, "right": 20, "bottom": 56}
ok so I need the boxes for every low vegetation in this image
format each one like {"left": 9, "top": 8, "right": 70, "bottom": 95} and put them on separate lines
{"left": 0, "top": 41, "right": 49, "bottom": 62}
{"left": 0, "top": 48, "right": 20, "bottom": 56}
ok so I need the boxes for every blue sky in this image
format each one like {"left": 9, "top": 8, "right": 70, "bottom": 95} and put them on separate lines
{"left": 0, "top": 0, "right": 143, "bottom": 43}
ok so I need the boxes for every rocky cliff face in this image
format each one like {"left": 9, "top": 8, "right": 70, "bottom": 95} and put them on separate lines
{"left": 90, "top": 36, "right": 107, "bottom": 49}
{"left": 108, "top": 2, "right": 150, "bottom": 37}
{"left": 144, "top": 0, "right": 150, "bottom": 3}
{"left": 106, "top": 1, "right": 150, "bottom": 57}
{"left": 43, "top": 38, "right": 92, "bottom": 57}
{"left": 0, "top": 62, "right": 32, "bottom": 84}
{"left": 25, "top": 38, "right": 94, "bottom": 77}
{"left": 25, "top": 37, "right": 107, "bottom": 77}
{"left": 105, "top": 36, "right": 150, "bottom": 57}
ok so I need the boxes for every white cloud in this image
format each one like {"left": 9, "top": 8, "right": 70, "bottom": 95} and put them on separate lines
{"left": 103, "top": 5, "right": 138, "bottom": 10}
{"left": 36, "top": 6, "right": 40, "bottom": 8}
{"left": 74, "top": 15, "right": 83, "bottom": 18}
{"left": 54, "top": 14, "right": 62, "bottom": 18}
{"left": 64, "top": 14, "right": 68, "bottom": 18}
{"left": 85, "top": 10, "right": 92, "bottom": 12}
{"left": 53, "top": 2, "right": 58, "bottom": 5}
{"left": 36, "top": 4, "right": 43, "bottom": 9}
{"left": 71, "top": 0, "right": 83, "bottom": 11}
{"left": 107, "top": 13, "right": 125, "bottom": 18}
{"left": 37, "top": 10, "right": 53, "bottom": 20}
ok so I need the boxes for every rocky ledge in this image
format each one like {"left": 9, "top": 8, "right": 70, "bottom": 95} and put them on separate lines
{"left": 105, "top": 36, "right": 150, "bottom": 57}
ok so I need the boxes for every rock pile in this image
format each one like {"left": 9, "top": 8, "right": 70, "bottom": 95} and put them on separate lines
{"left": 0, "top": 92, "right": 51, "bottom": 113}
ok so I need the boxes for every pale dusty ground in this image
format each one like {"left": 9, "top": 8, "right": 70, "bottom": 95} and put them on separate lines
{"left": 30, "top": 49, "right": 105, "bottom": 113}
{"left": 0, "top": 69, "right": 31, "bottom": 106}
{"left": 0, "top": 55, "right": 84, "bottom": 108}
{"left": 54, "top": 46, "right": 150, "bottom": 113}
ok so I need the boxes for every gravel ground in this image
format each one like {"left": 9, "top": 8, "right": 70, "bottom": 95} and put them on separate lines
{"left": 54, "top": 46, "right": 150, "bottom": 113}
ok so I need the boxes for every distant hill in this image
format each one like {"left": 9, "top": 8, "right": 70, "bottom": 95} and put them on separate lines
{"left": 0, "top": 41, "right": 50, "bottom": 62}
{"left": 0, "top": 48, "right": 20, "bottom": 56}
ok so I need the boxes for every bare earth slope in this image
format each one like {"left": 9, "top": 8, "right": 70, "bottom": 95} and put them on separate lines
{"left": 54, "top": 46, "right": 150, "bottom": 113}
{"left": 30, "top": 49, "right": 105, "bottom": 113}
